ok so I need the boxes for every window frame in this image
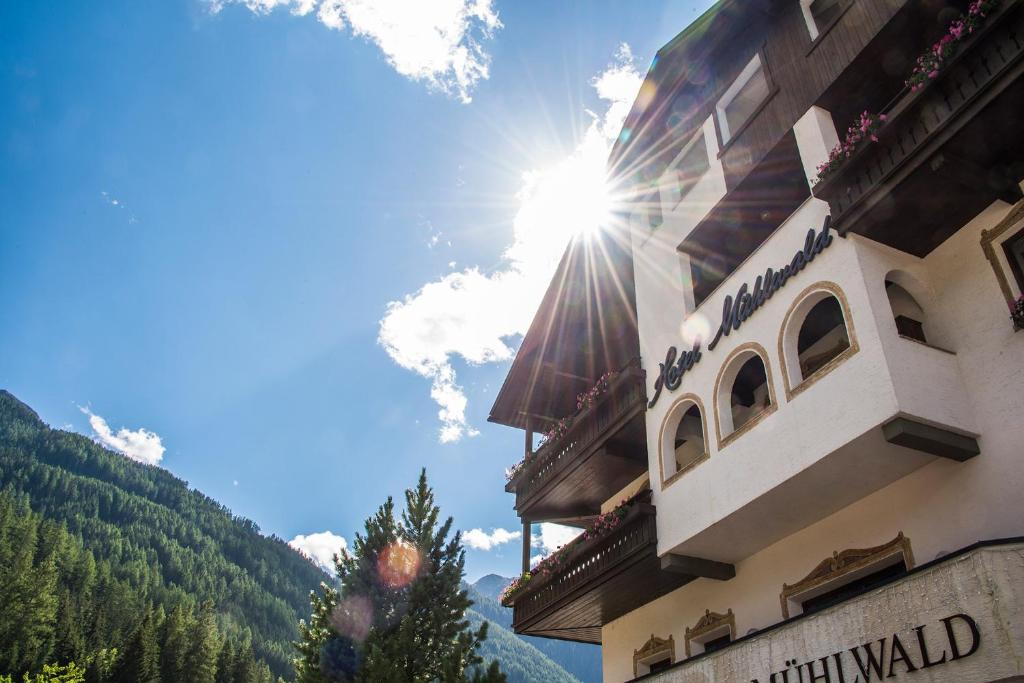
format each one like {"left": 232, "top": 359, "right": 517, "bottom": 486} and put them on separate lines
{"left": 714, "top": 51, "right": 776, "bottom": 149}
{"left": 778, "top": 282, "right": 860, "bottom": 401}
{"left": 801, "top": 0, "right": 853, "bottom": 44}
{"left": 668, "top": 126, "right": 711, "bottom": 207}
{"left": 658, "top": 394, "right": 710, "bottom": 490}
{"left": 1001, "top": 224, "right": 1024, "bottom": 294}
{"left": 712, "top": 342, "right": 778, "bottom": 450}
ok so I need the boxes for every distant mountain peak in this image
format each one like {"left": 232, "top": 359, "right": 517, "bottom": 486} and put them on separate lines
{"left": 0, "top": 390, "right": 43, "bottom": 426}
{"left": 471, "top": 573, "right": 514, "bottom": 601}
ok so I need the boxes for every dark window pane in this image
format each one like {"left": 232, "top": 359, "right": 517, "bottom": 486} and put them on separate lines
{"left": 802, "top": 561, "right": 907, "bottom": 615}
{"left": 674, "top": 135, "right": 710, "bottom": 202}
{"left": 810, "top": 0, "right": 844, "bottom": 32}
{"left": 703, "top": 634, "right": 732, "bottom": 654}
{"left": 721, "top": 62, "right": 770, "bottom": 140}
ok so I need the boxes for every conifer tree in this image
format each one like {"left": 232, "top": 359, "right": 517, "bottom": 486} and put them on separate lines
{"left": 214, "top": 639, "right": 235, "bottom": 683}
{"left": 294, "top": 469, "right": 504, "bottom": 683}
{"left": 159, "top": 604, "right": 190, "bottom": 683}
{"left": 113, "top": 608, "right": 160, "bottom": 683}
{"left": 184, "top": 601, "right": 219, "bottom": 683}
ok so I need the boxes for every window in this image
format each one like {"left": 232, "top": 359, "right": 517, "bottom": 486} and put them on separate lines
{"left": 780, "top": 284, "right": 858, "bottom": 398}
{"left": 796, "top": 297, "right": 850, "bottom": 380}
{"left": 729, "top": 355, "right": 771, "bottom": 433}
{"left": 885, "top": 280, "right": 928, "bottom": 344}
{"left": 670, "top": 130, "right": 710, "bottom": 204}
{"left": 716, "top": 54, "right": 771, "bottom": 144}
{"left": 702, "top": 634, "right": 732, "bottom": 654}
{"left": 1002, "top": 225, "right": 1024, "bottom": 293}
{"left": 642, "top": 188, "right": 663, "bottom": 230}
{"left": 684, "top": 609, "right": 735, "bottom": 658}
{"left": 715, "top": 344, "right": 776, "bottom": 446}
{"left": 673, "top": 404, "right": 705, "bottom": 471}
{"left": 661, "top": 397, "right": 707, "bottom": 486}
{"left": 633, "top": 635, "right": 675, "bottom": 677}
{"left": 801, "top": 561, "right": 907, "bottom": 614}
{"left": 780, "top": 533, "right": 914, "bottom": 618}
{"left": 801, "top": 0, "right": 846, "bottom": 39}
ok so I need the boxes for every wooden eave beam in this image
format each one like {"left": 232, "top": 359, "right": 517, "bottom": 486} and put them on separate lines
{"left": 660, "top": 554, "right": 736, "bottom": 581}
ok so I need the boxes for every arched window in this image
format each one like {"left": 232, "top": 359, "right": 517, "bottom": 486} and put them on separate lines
{"left": 661, "top": 397, "right": 707, "bottom": 485}
{"left": 885, "top": 280, "right": 928, "bottom": 343}
{"left": 797, "top": 297, "right": 849, "bottom": 378}
{"left": 715, "top": 344, "right": 776, "bottom": 445}
{"left": 780, "top": 284, "right": 857, "bottom": 397}
{"left": 731, "top": 356, "right": 771, "bottom": 430}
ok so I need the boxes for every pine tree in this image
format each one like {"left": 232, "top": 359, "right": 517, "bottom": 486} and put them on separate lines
{"left": 214, "top": 639, "right": 235, "bottom": 683}
{"left": 184, "top": 601, "right": 219, "bottom": 683}
{"left": 294, "top": 470, "right": 504, "bottom": 683}
{"left": 159, "top": 605, "right": 190, "bottom": 682}
{"left": 113, "top": 608, "right": 160, "bottom": 683}
{"left": 233, "top": 639, "right": 259, "bottom": 683}
{"left": 0, "top": 498, "right": 59, "bottom": 676}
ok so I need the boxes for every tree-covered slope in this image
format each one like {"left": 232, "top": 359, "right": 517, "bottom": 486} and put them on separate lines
{"left": 0, "top": 390, "right": 329, "bottom": 679}
{"left": 465, "top": 588, "right": 577, "bottom": 683}
{"left": 469, "top": 576, "right": 602, "bottom": 683}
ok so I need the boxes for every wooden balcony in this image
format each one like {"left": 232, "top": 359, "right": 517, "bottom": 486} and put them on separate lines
{"left": 508, "top": 495, "right": 694, "bottom": 644}
{"left": 505, "top": 363, "right": 648, "bottom": 522}
{"left": 813, "top": 0, "right": 1024, "bottom": 256}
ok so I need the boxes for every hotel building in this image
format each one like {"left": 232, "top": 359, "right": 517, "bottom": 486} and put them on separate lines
{"left": 491, "top": 0, "right": 1024, "bottom": 681}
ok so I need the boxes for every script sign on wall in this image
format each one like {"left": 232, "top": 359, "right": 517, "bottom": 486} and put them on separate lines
{"left": 648, "top": 216, "right": 834, "bottom": 408}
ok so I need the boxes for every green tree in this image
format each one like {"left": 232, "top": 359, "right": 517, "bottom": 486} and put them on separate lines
{"left": 214, "top": 639, "right": 235, "bottom": 683}
{"left": 113, "top": 609, "right": 160, "bottom": 683}
{"left": 184, "top": 601, "right": 219, "bottom": 683}
{"left": 294, "top": 470, "right": 504, "bottom": 683}
{"left": 159, "top": 605, "right": 190, "bottom": 682}
{"left": 0, "top": 497, "right": 59, "bottom": 676}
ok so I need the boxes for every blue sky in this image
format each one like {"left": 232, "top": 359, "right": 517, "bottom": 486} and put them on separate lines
{"left": 0, "top": 0, "right": 713, "bottom": 581}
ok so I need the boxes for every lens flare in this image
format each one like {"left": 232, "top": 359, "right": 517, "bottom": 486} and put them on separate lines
{"left": 329, "top": 594, "right": 374, "bottom": 643}
{"left": 377, "top": 541, "right": 420, "bottom": 588}
{"left": 681, "top": 313, "right": 711, "bottom": 347}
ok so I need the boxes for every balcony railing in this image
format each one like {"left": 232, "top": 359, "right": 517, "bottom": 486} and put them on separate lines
{"left": 813, "top": 0, "right": 1024, "bottom": 256}
{"left": 505, "top": 362, "right": 647, "bottom": 517}
{"left": 507, "top": 493, "right": 692, "bottom": 643}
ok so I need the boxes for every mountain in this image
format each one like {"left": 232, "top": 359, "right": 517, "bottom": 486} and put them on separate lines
{"left": 0, "top": 390, "right": 329, "bottom": 679}
{"left": 469, "top": 575, "right": 602, "bottom": 683}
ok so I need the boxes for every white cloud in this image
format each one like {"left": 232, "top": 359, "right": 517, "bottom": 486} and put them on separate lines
{"left": 289, "top": 530, "right": 348, "bottom": 573}
{"left": 463, "top": 527, "right": 520, "bottom": 551}
{"left": 206, "top": 0, "right": 501, "bottom": 103}
{"left": 79, "top": 406, "right": 166, "bottom": 466}
{"left": 377, "top": 45, "right": 643, "bottom": 442}
{"left": 532, "top": 522, "right": 582, "bottom": 557}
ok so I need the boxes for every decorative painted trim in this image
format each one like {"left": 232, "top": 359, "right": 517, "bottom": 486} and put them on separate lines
{"left": 658, "top": 393, "right": 710, "bottom": 490}
{"left": 712, "top": 341, "right": 778, "bottom": 450}
{"left": 684, "top": 609, "right": 736, "bottom": 657}
{"left": 779, "top": 532, "right": 915, "bottom": 619}
{"left": 633, "top": 634, "right": 675, "bottom": 677}
{"left": 778, "top": 281, "right": 861, "bottom": 401}
{"left": 980, "top": 197, "right": 1024, "bottom": 305}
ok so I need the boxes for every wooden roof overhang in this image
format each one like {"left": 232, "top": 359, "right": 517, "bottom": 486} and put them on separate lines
{"left": 488, "top": 229, "right": 640, "bottom": 433}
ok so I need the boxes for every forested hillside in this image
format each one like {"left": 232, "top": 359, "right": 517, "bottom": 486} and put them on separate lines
{"left": 0, "top": 390, "right": 328, "bottom": 680}
{"left": 468, "top": 577, "right": 602, "bottom": 683}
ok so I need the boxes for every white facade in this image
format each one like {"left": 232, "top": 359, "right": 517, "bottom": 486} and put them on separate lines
{"left": 602, "top": 102, "right": 1024, "bottom": 682}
